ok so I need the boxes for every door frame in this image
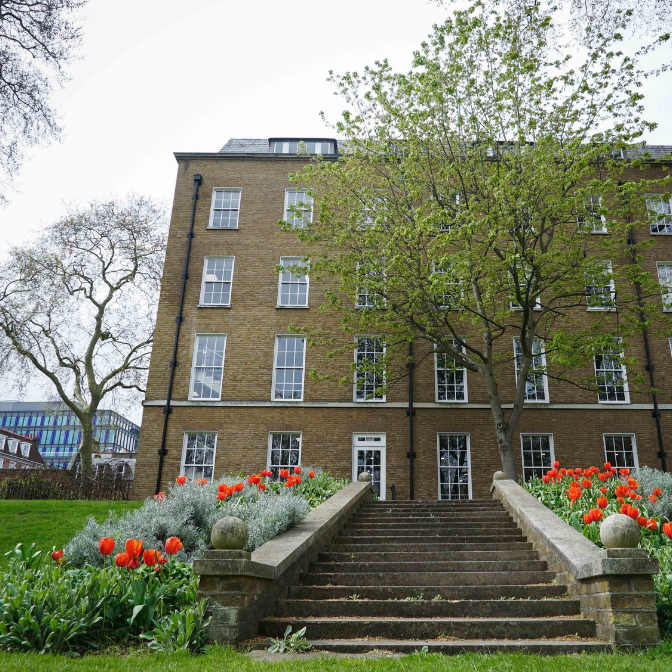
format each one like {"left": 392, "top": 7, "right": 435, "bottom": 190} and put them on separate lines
{"left": 352, "top": 432, "right": 387, "bottom": 500}
{"left": 436, "top": 432, "right": 472, "bottom": 500}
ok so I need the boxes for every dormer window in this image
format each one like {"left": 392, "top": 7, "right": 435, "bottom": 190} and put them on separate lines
{"left": 20, "top": 442, "right": 30, "bottom": 458}
{"left": 8, "top": 439, "right": 18, "bottom": 454}
{"left": 271, "top": 139, "right": 336, "bottom": 155}
{"left": 0, "top": 436, "right": 5, "bottom": 451}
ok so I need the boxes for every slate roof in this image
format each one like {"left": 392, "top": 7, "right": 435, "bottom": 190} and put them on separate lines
{"left": 219, "top": 139, "right": 274, "bottom": 154}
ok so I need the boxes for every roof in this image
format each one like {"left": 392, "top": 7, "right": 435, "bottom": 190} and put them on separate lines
{"left": 218, "top": 138, "right": 340, "bottom": 155}
{"left": 0, "top": 428, "right": 45, "bottom": 466}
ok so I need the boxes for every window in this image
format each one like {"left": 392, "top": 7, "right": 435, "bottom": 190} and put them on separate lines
{"left": 267, "top": 432, "right": 301, "bottom": 479}
{"left": 594, "top": 339, "right": 629, "bottom": 403}
{"left": 437, "top": 433, "right": 471, "bottom": 500}
{"left": 272, "top": 336, "right": 306, "bottom": 401}
{"left": 8, "top": 461, "right": 15, "bottom": 469}
{"left": 208, "top": 189, "right": 241, "bottom": 229}
{"left": 354, "top": 336, "right": 385, "bottom": 401}
{"left": 435, "top": 341, "right": 467, "bottom": 402}
{"left": 657, "top": 262, "right": 672, "bottom": 311}
{"left": 200, "top": 257, "right": 234, "bottom": 306}
{"left": 603, "top": 434, "right": 638, "bottom": 469}
{"left": 273, "top": 140, "right": 335, "bottom": 155}
{"left": 0, "top": 436, "right": 5, "bottom": 451}
{"left": 646, "top": 193, "right": 672, "bottom": 234}
{"left": 585, "top": 261, "right": 616, "bottom": 311}
{"left": 578, "top": 195, "right": 607, "bottom": 233}
{"left": 189, "top": 335, "right": 227, "bottom": 400}
{"left": 355, "top": 263, "right": 386, "bottom": 308}
{"left": 277, "top": 257, "right": 309, "bottom": 307}
{"left": 7, "top": 439, "right": 18, "bottom": 454}
{"left": 19, "top": 443, "right": 30, "bottom": 458}
{"left": 0, "top": 458, "right": 3, "bottom": 469}
{"left": 521, "top": 434, "right": 554, "bottom": 482}
{"left": 284, "top": 190, "right": 313, "bottom": 228}
{"left": 513, "top": 337, "right": 549, "bottom": 402}
{"left": 432, "top": 262, "right": 460, "bottom": 309}
{"left": 435, "top": 192, "right": 462, "bottom": 232}
{"left": 509, "top": 269, "right": 541, "bottom": 311}
{"left": 180, "top": 432, "right": 217, "bottom": 481}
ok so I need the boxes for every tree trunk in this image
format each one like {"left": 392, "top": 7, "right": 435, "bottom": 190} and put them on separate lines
{"left": 495, "top": 424, "right": 518, "bottom": 480}
{"left": 78, "top": 417, "right": 94, "bottom": 478}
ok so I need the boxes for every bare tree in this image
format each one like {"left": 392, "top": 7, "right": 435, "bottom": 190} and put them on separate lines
{"left": 0, "top": 0, "right": 87, "bottom": 203}
{"left": 0, "top": 196, "right": 167, "bottom": 476}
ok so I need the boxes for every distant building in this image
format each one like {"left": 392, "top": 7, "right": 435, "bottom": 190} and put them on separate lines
{"left": 0, "top": 401, "right": 140, "bottom": 469}
{"left": 0, "top": 427, "right": 44, "bottom": 470}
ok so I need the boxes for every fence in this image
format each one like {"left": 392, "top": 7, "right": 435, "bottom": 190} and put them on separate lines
{"left": 0, "top": 467, "right": 133, "bottom": 501}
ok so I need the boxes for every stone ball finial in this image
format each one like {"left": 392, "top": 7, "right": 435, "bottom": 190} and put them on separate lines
{"left": 211, "top": 516, "right": 249, "bottom": 550}
{"left": 493, "top": 471, "right": 507, "bottom": 481}
{"left": 358, "top": 471, "right": 372, "bottom": 483}
{"left": 600, "top": 513, "right": 641, "bottom": 549}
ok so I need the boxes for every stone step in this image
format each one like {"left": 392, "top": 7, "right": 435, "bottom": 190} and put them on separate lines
{"left": 309, "top": 560, "right": 547, "bottom": 573}
{"left": 298, "top": 640, "right": 612, "bottom": 655}
{"left": 360, "top": 504, "right": 505, "bottom": 512}
{"left": 288, "top": 583, "right": 569, "bottom": 601}
{"left": 346, "top": 521, "right": 518, "bottom": 530}
{"left": 276, "top": 598, "right": 580, "bottom": 619}
{"left": 363, "top": 499, "right": 500, "bottom": 505}
{"left": 301, "top": 570, "right": 557, "bottom": 586}
{"left": 330, "top": 541, "right": 534, "bottom": 553}
{"left": 356, "top": 512, "right": 513, "bottom": 520}
{"left": 338, "top": 530, "right": 525, "bottom": 539}
{"left": 258, "top": 616, "right": 597, "bottom": 641}
{"left": 318, "top": 550, "right": 540, "bottom": 562}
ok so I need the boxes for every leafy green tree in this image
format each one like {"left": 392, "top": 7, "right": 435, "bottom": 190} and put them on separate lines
{"left": 283, "top": 1, "right": 671, "bottom": 478}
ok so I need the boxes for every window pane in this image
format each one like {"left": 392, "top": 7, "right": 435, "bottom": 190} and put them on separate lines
{"left": 181, "top": 432, "right": 217, "bottom": 481}
{"left": 514, "top": 338, "right": 547, "bottom": 401}
{"left": 268, "top": 432, "right": 301, "bottom": 479}
{"left": 191, "top": 335, "right": 226, "bottom": 400}
{"left": 594, "top": 340, "right": 628, "bottom": 403}
{"left": 521, "top": 435, "right": 552, "bottom": 482}
{"left": 436, "top": 341, "right": 466, "bottom": 402}
{"left": 438, "top": 434, "right": 471, "bottom": 500}
{"left": 274, "top": 336, "right": 305, "bottom": 400}
{"left": 210, "top": 190, "right": 240, "bottom": 228}
{"left": 355, "top": 337, "right": 385, "bottom": 400}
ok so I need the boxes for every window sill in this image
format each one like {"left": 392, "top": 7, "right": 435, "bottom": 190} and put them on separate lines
{"left": 650, "top": 231, "right": 672, "bottom": 235}
{"left": 597, "top": 400, "right": 630, "bottom": 405}
{"left": 271, "top": 399, "right": 304, "bottom": 403}
{"left": 188, "top": 398, "right": 223, "bottom": 402}
{"left": 198, "top": 304, "right": 232, "bottom": 308}
{"left": 435, "top": 399, "right": 469, "bottom": 404}
{"left": 276, "top": 305, "right": 309, "bottom": 309}
{"left": 353, "top": 399, "right": 387, "bottom": 403}
{"left": 206, "top": 226, "right": 239, "bottom": 230}
{"left": 587, "top": 307, "right": 616, "bottom": 312}
{"left": 590, "top": 231, "right": 609, "bottom": 235}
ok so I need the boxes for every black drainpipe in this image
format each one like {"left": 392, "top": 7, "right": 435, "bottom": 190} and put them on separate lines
{"left": 406, "top": 341, "right": 416, "bottom": 499}
{"left": 626, "top": 227, "right": 667, "bottom": 472}
{"left": 155, "top": 172, "right": 203, "bottom": 494}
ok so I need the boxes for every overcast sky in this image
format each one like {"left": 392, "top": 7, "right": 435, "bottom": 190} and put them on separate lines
{"left": 0, "top": 0, "right": 670, "bottom": 423}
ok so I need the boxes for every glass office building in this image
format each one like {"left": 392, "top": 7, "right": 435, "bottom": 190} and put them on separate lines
{"left": 0, "top": 401, "right": 140, "bottom": 469}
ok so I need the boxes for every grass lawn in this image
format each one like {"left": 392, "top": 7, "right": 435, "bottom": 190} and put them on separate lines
{"left": 0, "top": 499, "right": 142, "bottom": 566}
{"left": 0, "top": 647, "right": 672, "bottom": 672}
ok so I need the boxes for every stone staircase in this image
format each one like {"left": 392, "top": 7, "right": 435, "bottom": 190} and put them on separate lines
{"left": 258, "top": 499, "right": 612, "bottom": 654}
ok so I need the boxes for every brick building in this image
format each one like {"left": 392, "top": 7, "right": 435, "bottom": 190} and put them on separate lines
{"left": 134, "top": 138, "right": 672, "bottom": 500}
{"left": 0, "top": 428, "right": 44, "bottom": 471}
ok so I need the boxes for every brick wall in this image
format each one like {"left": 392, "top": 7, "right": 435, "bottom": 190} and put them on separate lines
{"left": 134, "top": 153, "right": 672, "bottom": 500}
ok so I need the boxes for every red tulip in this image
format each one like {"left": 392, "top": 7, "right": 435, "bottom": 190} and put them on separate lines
{"left": 663, "top": 522, "right": 672, "bottom": 540}
{"left": 164, "top": 536, "right": 183, "bottom": 556}
{"left": 143, "top": 549, "right": 160, "bottom": 567}
{"left": 649, "top": 494, "right": 658, "bottom": 504}
{"left": 620, "top": 503, "right": 630, "bottom": 515}
{"left": 125, "top": 539, "right": 143, "bottom": 559}
{"left": 646, "top": 519, "right": 657, "bottom": 531}
{"left": 293, "top": 466, "right": 301, "bottom": 475}
{"left": 598, "top": 473, "right": 607, "bottom": 482}
{"left": 553, "top": 461, "right": 559, "bottom": 469}
{"left": 176, "top": 476, "right": 187, "bottom": 485}
{"left": 51, "top": 549, "right": 64, "bottom": 563}
{"left": 576, "top": 468, "right": 583, "bottom": 475}
{"left": 236, "top": 482, "right": 244, "bottom": 491}
{"left": 652, "top": 488, "right": 662, "bottom": 497}
{"left": 258, "top": 483, "right": 266, "bottom": 492}
{"left": 589, "top": 508, "right": 603, "bottom": 522}
{"left": 604, "top": 462, "right": 612, "bottom": 471}
{"left": 217, "top": 491, "right": 227, "bottom": 500}
{"left": 99, "top": 537, "right": 115, "bottom": 556}
{"left": 627, "top": 507, "right": 640, "bottom": 520}
{"left": 583, "top": 512, "right": 594, "bottom": 524}
{"left": 127, "top": 557, "right": 140, "bottom": 570}
{"left": 600, "top": 486, "right": 607, "bottom": 494}
{"left": 154, "top": 492, "right": 165, "bottom": 502}
{"left": 619, "top": 468, "right": 630, "bottom": 476}
{"left": 596, "top": 497, "right": 608, "bottom": 509}
{"left": 636, "top": 516, "right": 647, "bottom": 527}
{"left": 542, "top": 475, "right": 551, "bottom": 484}
{"left": 309, "top": 471, "right": 315, "bottom": 479}
{"left": 582, "top": 479, "right": 592, "bottom": 489}
{"left": 567, "top": 469, "right": 574, "bottom": 476}
{"left": 115, "top": 552, "right": 130, "bottom": 568}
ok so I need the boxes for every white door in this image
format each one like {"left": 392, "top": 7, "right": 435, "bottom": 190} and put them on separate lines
{"left": 353, "top": 433, "right": 386, "bottom": 500}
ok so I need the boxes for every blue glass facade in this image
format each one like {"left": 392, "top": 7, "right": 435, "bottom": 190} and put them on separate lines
{"left": 0, "top": 402, "right": 140, "bottom": 469}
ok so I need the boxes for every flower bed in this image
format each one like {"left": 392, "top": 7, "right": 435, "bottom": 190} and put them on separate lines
{"left": 65, "top": 468, "right": 347, "bottom": 567}
{"left": 523, "top": 462, "right": 672, "bottom": 632}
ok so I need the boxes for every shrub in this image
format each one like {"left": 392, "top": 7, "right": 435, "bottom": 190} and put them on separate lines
{"left": 636, "top": 466, "right": 672, "bottom": 521}
{"left": 0, "top": 542, "right": 208, "bottom": 654}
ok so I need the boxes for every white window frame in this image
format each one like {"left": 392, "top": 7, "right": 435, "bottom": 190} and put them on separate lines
{"left": 0, "top": 458, "right": 3, "bottom": 469}
{"left": 273, "top": 140, "right": 335, "bottom": 155}
{"left": 509, "top": 268, "right": 541, "bottom": 311}
{"left": 578, "top": 195, "right": 608, "bottom": 234}
{"left": 19, "top": 442, "right": 30, "bottom": 458}
{"left": 513, "top": 337, "right": 549, "bottom": 403}
{"left": 586, "top": 260, "right": 616, "bottom": 311}
{"left": 208, "top": 188, "right": 241, "bottom": 229}
{"left": 8, "top": 461, "right": 15, "bottom": 469}
{"left": 432, "top": 262, "right": 462, "bottom": 310}
{"left": 272, "top": 335, "right": 306, "bottom": 402}
{"left": 7, "top": 439, "right": 18, "bottom": 454}
{"left": 437, "top": 433, "right": 472, "bottom": 500}
{"left": 0, "top": 436, "right": 5, "bottom": 451}
{"left": 284, "top": 189, "right": 313, "bottom": 228}
{"left": 179, "top": 431, "right": 218, "bottom": 481}
{"left": 603, "top": 434, "right": 639, "bottom": 470}
{"left": 645, "top": 193, "right": 672, "bottom": 235}
{"left": 352, "top": 432, "right": 387, "bottom": 500}
{"left": 355, "top": 262, "right": 386, "bottom": 309}
{"left": 267, "top": 431, "right": 302, "bottom": 479}
{"left": 277, "top": 257, "right": 310, "bottom": 308}
{"left": 354, "top": 335, "right": 386, "bottom": 402}
{"left": 188, "top": 334, "right": 227, "bottom": 401}
{"left": 520, "top": 434, "right": 555, "bottom": 482}
{"left": 656, "top": 262, "right": 672, "bottom": 312}
{"left": 199, "top": 256, "right": 235, "bottom": 307}
{"left": 594, "top": 338, "right": 630, "bottom": 404}
{"left": 434, "top": 342, "right": 468, "bottom": 403}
